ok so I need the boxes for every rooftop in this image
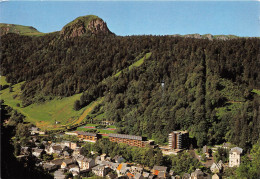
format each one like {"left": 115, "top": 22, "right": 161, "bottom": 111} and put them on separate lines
{"left": 108, "top": 133, "right": 144, "bottom": 141}
{"left": 76, "top": 131, "right": 97, "bottom": 137}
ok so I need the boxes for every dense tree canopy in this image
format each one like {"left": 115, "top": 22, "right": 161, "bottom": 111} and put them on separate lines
{"left": 1, "top": 32, "right": 259, "bottom": 149}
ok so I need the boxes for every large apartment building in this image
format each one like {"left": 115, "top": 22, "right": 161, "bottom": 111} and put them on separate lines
{"left": 108, "top": 134, "right": 149, "bottom": 148}
{"left": 168, "top": 131, "right": 189, "bottom": 149}
{"left": 76, "top": 131, "right": 101, "bottom": 142}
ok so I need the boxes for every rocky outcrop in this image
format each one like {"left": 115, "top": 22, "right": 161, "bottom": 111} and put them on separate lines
{"left": 60, "top": 15, "right": 112, "bottom": 39}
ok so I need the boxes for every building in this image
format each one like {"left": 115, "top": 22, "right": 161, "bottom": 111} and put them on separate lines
{"left": 229, "top": 147, "right": 243, "bottom": 167}
{"left": 152, "top": 166, "right": 168, "bottom": 178}
{"left": 190, "top": 169, "right": 205, "bottom": 179}
{"left": 210, "top": 160, "right": 223, "bottom": 173}
{"left": 76, "top": 131, "right": 100, "bottom": 142}
{"left": 92, "top": 164, "right": 110, "bottom": 177}
{"left": 108, "top": 134, "right": 149, "bottom": 147}
{"left": 168, "top": 131, "right": 189, "bottom": 149}
{"left": 60, "top": 141, "right": 77, "bottom": 150}
{"left": 61, "top": 158, "right": 76, "bottom": 169}
{"left": 212, "top": 173, "right": 220, "bottom": 179}
{"left": 75, "top": 155, "right": 95, "bottom": 170}
{"left": 32, "top": 148, "right": 44, "bottom": 158}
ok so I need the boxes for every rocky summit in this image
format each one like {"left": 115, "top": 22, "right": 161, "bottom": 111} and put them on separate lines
{"left": 60, "top": 15, "right": 113, "bottom": 39}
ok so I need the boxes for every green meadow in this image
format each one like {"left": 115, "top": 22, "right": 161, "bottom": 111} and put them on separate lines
{"left": 0, "top": 78, "right": 87, "bottom": 130}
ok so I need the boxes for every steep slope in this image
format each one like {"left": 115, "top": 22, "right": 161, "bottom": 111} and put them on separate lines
{"left": 1, "top": 15, "right": 259, "bottom": 150}
{"left": 0, "top": 23, "right": 43, "bottom": 36}
{"left": 60, "top": 15, "right": 113, "bottom": 39}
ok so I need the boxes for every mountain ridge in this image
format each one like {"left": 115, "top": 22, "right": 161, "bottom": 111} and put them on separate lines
{"left": 0, "top": 15, "right": 253, "bottom": 39}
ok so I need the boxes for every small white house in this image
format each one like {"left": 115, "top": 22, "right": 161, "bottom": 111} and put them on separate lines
{"left": 229, "top": 147, "right": 243, "bottom": 167}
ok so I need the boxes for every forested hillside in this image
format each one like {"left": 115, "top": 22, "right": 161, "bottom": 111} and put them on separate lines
{"left": 1, "top": 16, "right": 259, "bottom": 150}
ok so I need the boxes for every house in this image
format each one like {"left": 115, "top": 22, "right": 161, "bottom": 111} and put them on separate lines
{"left": 101, "top": 153, "right": 107, "bottom": 161}
{"left": 61, "top": 158, "right": 76, "bottom": 169}
{"left": 63, "top": 151, "right": 70, "bottom": 158}
{"left": 116, "top": 163, "right": 130, "bottom": 176}
{"left": 42, "top": 163, "right": 58, "bottom": 172}
{"left": 210, "top": 160, "right": 223, "bottom": 173}
{"left": 95, "top": 156, "right": 102, "bottom": 165}
{"left": 76, "top": 155, "right": 95, "bottom": 170}
{"left": 101, "top": 161, "right": 114, "bottom": 168}
{"left": 46, "top": 144, "right": 63, "bottom": 155}
{"left": 72, "top": 147, "right": 83, "bottom": 157}
{"left": 222, "top": 143, "right": 231, "bottom": 149}
{"left": 32, "top": 148, "right": 44, "bottom": 158}
{"left": 127, "top": 172, "right": 144, "bottom": 179}
{"left": 113, "top": 155, "right": 125, "bottom": 163}
{"left": 152, "top": 166, "right": 168, "bottom": 178}
{"left": 212, "top": 173, "right": 220, "bottom": 179}
{"left": 30, "top": 127, "right": 45, "bottom": 135}
{"left": 182, "top": 173, "right": 191, "bottom": 179}
{"left": 60, "top": 141, "right": 77, "bottom": 150}
{"left": 54, "top": 169, "right": 66, "bottom": 179}
{"left": 68, "top": 164, "right": 80, "bottom": 176}
{"left": 190, "top": 169, "right": 204, "bottom": 179}
{"left": 202, "top": 145, "right": 212, "bottom": 157}
{"left": 143, "top": 172, "right": 150, "bottom": 178}
{"left": 111, "top": 162, "right": 120, "bottom": 170}
{"left": 30, "top": 127, "right": 40, "bottom": 135}
{"left": 130, "top": 166, "right": 143, "bottom": 174}
{"left": 229, "top": 147, "right": 243, "bottom": 167}
{"left": 92, "top": 164, "right": 110, "bottom": 177}
{"left": 50, "top": 159, "right": 64, "bottom": 168}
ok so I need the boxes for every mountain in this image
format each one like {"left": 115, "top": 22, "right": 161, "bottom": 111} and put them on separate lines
{"left": 60, "top": 15, "right": 113, "bottom": 39}
{"left": 0, "top": 23, "right": 43, "bottom": 36}
{"left": 0, "top": 15, "right": 259, "bottom": 150}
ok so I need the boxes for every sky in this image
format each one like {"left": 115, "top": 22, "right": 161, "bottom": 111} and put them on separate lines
{"left": 0, "top": 1, "right": 259, "bottom": 37}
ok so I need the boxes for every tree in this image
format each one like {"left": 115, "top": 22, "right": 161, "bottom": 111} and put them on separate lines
{"left": 236, "top": 143, "right": 260, "bottom": 178}
{"left": 73, "top": 100, "right": 81, "bottom": 111}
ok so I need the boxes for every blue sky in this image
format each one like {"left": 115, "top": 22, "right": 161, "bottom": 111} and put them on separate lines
{"left": 0, "top": 1, "right": 259, "bottom": 37}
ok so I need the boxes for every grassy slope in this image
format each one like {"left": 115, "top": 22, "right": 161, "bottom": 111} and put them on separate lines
{"left": 0, "top": 76, "right": 10, "bottom": 86}
{"left": 0, "top": 23, "right": 44, "bottom": 36}
{"left": 0, "top": 80, "right": 87, "bottom": 130}
{"left": 115, "top": 52, "right": 152, "bottom": 77}
{"left": 215, "top": 78, "right": 245, "bottom": 118}
{"left": 75, "top": 97, "right": 104, "bottom": 125}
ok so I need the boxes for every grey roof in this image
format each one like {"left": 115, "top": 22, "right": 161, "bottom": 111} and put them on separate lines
{"left": 43, "top": 163, "right": 56, "bottom": 170}
{"left": 63, "top": 158, "right": 75, "bottom": 165}
{"left": 51, "top": 159, "right": 64, "bottom": 166}
{"left": 68, "top": 164, "right": 79, "bottom": 169}
{"left": 158, "top": 171, "right": 166, "bottom": 178}
{"left": 134, "top": 172, "right": 142, "bottom": 179}
{"left": 33, "top": 148, "right": 43, "bottom": 153}
{"left": 182, "top": 173, "right": 190, "bottom": 179}
{"left": 78, "top": 156, "right": 93, "bottom": 163}
{"left": 31, "top": 127, "right": 39, "bottom": 131}
{"left": 230, "top": 147, "right": 243, "bottom": 154}
{"left": 153, "top": 166, "right": 167, "bottom": 172}
{"left": 143, "top": 172, "right": 150, "bottom": 178}
{"left": 92, "top": 164, "right": 106, "bottom": 170}
{"left": 77, "top": 131, "right": 97, "bottom": 137}
{"left": 52, "top": 145, "right": 63, "bottom": 151}
{"left": 108, "top": 133, "right": 143, "bottom": 141}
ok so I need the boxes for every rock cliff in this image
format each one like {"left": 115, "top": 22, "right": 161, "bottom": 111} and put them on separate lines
{"left": 60, "top": 15, "right": 113, "bottom": 39}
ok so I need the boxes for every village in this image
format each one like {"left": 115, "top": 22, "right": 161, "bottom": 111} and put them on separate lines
{"left": 15, "top": 126, "right": 244, "bottom": 179}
